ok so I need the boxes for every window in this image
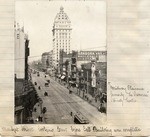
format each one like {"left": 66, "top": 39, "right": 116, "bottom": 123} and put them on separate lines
{"left": 17, "top": 34, "right": 19, "bottom": 39}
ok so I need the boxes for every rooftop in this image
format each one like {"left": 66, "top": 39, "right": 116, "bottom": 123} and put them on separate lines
{"left": 54, "top": 7, "right": 71, "bottom": 23}
{"left": 42, "top": 52, "right": 50, "bottom": 56}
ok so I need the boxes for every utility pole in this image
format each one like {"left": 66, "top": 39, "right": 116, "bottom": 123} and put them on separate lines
{"left": 87, "top": 70, "right": 88, "bottom": 94}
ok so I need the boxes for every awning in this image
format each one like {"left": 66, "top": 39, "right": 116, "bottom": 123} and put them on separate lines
{"left": 61, "top": 75, "right": 65, "bottom": 79}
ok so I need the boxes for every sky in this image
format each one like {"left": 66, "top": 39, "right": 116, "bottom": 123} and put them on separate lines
{"left": 15, "top": 0, "right": 106, "bottom": 61}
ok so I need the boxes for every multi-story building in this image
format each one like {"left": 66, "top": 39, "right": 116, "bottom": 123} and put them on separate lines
{"left": 80, "top": 61, "right": 107, "bottom": 96}
{"left": 47, "top": 50, "right": 53, "bottom": 68}
{"left": 52, "top": 6, "right": 72, "bottom": 69}
{"left": 15, "top": 25, "right": 38, "bottom": 124}
{"left": 15, "top": 26, "right": 29, "bottom": 79}
{"left": 41, "top": 52, "right": 50, "bottom": 71}
{"left": 71, "top": 51, "right": 78, "bottom": 87}
{"left": 25, "top": 36, "right": 30, "bottom": 80}
{"left": 58, "top": 50, "right": 107, "bottom": 87}
{"left": 41, "top": 51, "right": 53, "bottom": 72}
{"left": 59, "top": 49, "right": 72, "bottom": 76}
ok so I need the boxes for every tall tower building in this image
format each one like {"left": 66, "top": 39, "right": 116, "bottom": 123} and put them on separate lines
{"left": 52, "top": 6, "right": 72, "bottom": 69}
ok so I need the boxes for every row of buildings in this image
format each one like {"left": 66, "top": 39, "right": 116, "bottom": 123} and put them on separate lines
{"left": 41, "top": 50, "right": 107, "bottom": 97}
{"left": 40, "top": 7, "right": 107, "bottom": 97}
{"left": 15, "top": 24, "right": 38, "bottom": 124}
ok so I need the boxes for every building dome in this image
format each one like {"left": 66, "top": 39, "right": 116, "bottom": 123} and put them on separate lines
{"left": 60, "top": 6, "right": 64, "bottom": 11}
{"left": 54, "top": 7, "right": 70, "bottom": 23}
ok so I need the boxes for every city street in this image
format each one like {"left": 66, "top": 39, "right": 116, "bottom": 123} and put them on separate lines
{"left": 31, "top": 71, "right": 106, "bottom": 124}
{"left": 14, "top": 3, "right": 107, "bottom": 125}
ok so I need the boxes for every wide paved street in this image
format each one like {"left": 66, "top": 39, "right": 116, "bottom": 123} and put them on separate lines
{"left": 31, "top": 71, "right": 106, "bottom": 124}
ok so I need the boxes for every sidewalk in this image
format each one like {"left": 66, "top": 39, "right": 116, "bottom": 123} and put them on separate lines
{"left": 32, "top": 102, "right": 45, "bottom": 124}
{"left": 71, "top": 87, "right": 101, "bottom": 109}
{"left": 53, "top": 77, "right": 101, "bottom": 109}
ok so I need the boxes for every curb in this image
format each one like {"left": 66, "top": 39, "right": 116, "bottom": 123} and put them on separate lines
{"left": 53, "top": 77, "right": 100, "bottom": 109}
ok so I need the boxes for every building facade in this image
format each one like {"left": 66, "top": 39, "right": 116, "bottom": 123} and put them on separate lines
{"left": 47, "top": 50, "right": 53, "bottom": 68}
{"left": 52, "top": 7, "right": 72, "bottom": 68}
{"left": 41, "top": 52, "right": 50, "bottom": 71}
{"left": 15, "top": 26, "right": 29, "bottom": 79}
{"left": 15, "top": 25, "right": 38, "bottom": 124}
{"left": 59, "top": 49, "right": 72, "bottom": 75}
{"left": 71, "top": 51, "right": 78, "bottom": 86}
{"left": 57, "top": 50, "right": 107, "bottom": 88}
{"left": 80, "top": 61, "right": 107, "bottom": 96}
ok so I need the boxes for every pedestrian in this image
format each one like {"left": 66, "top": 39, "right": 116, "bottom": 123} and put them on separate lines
{"left": 99, "top": 103, "right": 106, "bottom": 113}
{"left": 34, "top": 107, "right": 36, "bottom": 112}
{"left": 44, "top": 91, "right": 48, "bottom": 96}
{"left": 69, "top": 90, "right": 72, "bottom": 94}
{"left": 39, "top": 114, "right": 43, "bottom": 122}
{"left": 38, "top": 86, "right": 41, "bottom": 90}
{"left": 43, "top": 107, "right": 47, "bottom": 114}
{"left": 38, "top": 116, "right": 42, "bottom": 122}
{"left": 40, "top": 116, "right": 43, "bottom": 122}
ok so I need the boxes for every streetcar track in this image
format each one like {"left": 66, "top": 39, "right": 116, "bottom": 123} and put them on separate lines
{"left": 31, "top": 72, "right": 105, "bottom": 124}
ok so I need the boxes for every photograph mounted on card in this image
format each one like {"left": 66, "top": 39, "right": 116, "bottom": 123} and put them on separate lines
{"left": 14, "top": 0, "right": 107, "bottom": 124}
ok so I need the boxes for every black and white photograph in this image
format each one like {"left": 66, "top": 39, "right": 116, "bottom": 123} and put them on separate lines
{"left": 14, "top": 0, "right": 107, "bottom": 124}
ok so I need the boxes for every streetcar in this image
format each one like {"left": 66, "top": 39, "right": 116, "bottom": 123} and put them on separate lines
{"left": 74, "top": 112, "right": 89, "bottom": 124}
